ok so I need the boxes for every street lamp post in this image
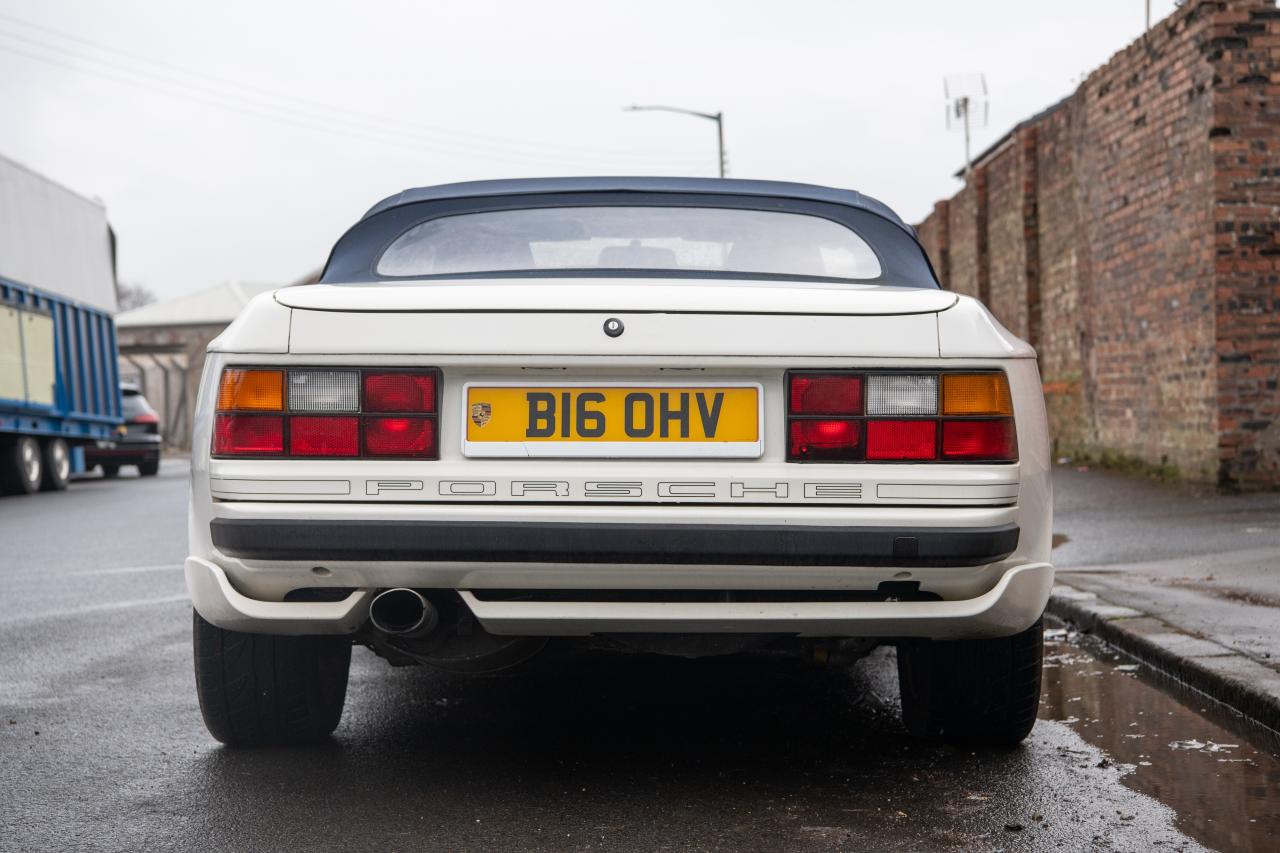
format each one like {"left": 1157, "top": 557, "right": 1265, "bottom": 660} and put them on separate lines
{"left": 625, "top": 105, "right": 726, "bottom": 178}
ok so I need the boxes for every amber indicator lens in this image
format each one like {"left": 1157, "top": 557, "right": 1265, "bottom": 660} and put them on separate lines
{"left": 217, "top": 369, "right": 284, "bottom": 412}
{"left": 941, "top": 373, "right": 1013, "bottom": 416}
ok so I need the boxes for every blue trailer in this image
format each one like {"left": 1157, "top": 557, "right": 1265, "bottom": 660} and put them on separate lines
{"left": 0, "top": 155, "right": 122, "bottom": 495}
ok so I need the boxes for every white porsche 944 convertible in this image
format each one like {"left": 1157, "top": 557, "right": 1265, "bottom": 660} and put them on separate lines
{"left": 188, "top": 178, "right": 1053, "bottom": 746}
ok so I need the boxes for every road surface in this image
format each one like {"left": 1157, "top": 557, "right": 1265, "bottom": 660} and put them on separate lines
{"left": 2, "top": 462, "right": 1277, "bottom": 852}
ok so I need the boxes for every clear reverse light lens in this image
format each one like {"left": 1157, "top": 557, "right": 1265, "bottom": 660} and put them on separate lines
{"left": 866, "top": 374, "right": 938, "bottom": 416}
{"left": 288, "top": 370, "right": 359, "bottom": 412}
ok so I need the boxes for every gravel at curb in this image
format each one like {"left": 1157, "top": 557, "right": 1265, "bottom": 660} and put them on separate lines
{"left": 1048, "top": 583, "right": 1280, "bottom": 733}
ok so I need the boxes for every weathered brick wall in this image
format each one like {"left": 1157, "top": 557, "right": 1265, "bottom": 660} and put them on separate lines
{"left": 915, "top": 200, "right": 950, "bottom": 289}
{"left": 983, "top": 132, "right": 1035, "bottom": 342}
{"left": 916, "top": 0, "right": 1279, "bottom": 488}
{"left": 1210, "top": 1, "right": 1280, "bottom": 489}
{"left": 1035, "top": 102, "right": 1088, "bottom": 450}
{"left": 1078, "top": 0, "right": 1220, "bottom": 480}
{"left": 945, "top": 178, "right": 983, "bottom": 300}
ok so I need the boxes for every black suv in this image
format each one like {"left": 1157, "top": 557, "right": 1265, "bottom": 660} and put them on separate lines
{"left": 86, "top": 383, "right": 162, "bottom": 476}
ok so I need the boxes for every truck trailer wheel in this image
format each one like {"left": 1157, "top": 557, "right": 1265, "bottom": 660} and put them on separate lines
{"left": 1, "top": 436, "right": 43, "bottom": 495}
{"left": 896, "top": 618, "right": 1043, "bottom": 746}
{"left": 193, "top": 610, "right": 352, "bottom": 746}
{"left": 40, "top": 438, "right": 71, "bottom": 491}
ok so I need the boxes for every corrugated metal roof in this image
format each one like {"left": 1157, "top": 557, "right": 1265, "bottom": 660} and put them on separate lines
{"left": 115, "top": 280, "right": 277, "bottom": 328}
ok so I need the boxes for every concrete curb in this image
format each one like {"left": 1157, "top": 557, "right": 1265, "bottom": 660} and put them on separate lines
{"left": 1047, "top": 583, "right": 1280, "bottom": 733}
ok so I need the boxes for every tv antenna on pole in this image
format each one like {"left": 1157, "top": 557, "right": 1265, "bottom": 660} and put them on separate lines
{"left": 944, "top": 73, "right": 989, "bottom": 178}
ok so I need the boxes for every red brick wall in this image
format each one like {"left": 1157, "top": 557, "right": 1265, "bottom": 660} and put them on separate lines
{"left": 915, "top": 0, "right": 1279, "bottom": 487}
{"left": 984, "top": 133, "right": 1035, "bottom": 342}
{"left": 945, "top": 178, "right": 983, "bottom": 300}
{"left": 1078, "top": 0, "right": 1220, "bottom": 480}
{"left": 1035, "top": 100, "right": 1089, "bottom": 454}
{"left": 1210, "top": 1, "right": 1280, "bottom": 489}
{"left": 915, "top": 200, "right": 950, "bottom": 289}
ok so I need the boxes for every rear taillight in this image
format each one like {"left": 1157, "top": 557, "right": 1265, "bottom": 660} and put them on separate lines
{"left": 364, "top": 373, "right": 436, "bottom": 413}
{"left": 942, "top": 419, "right": 1016, "bottom": 460}
{"left": 788, "top": 375, "right": 863, "bottom": 416}
{"left": 786, "top": 371, "right": 1016, "bottom": 463}
{"left": 365, "top": 417, "right": 436, "bottom": 456}
{"left": 788, "top": 419, "right": 863, "bottom": 461}
{"left": 865, "top": 420, "right": 936, "bottom": 460}
{"left": 289, "top": 416, "right": 360, "bottom": 457}
{"left": 214, "top": 414, "right": 284, "bottom": 456}
{"left": 213, "top": 367, "right": 439, "bottom": 459}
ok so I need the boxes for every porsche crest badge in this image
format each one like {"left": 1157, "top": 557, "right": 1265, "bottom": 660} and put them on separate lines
{"left": 470, "top": 402, "right": 492, "bottom": 428}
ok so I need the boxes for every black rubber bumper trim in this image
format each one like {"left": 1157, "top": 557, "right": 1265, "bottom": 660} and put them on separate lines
{"left": 210, "top": 519, "right": 1020, "bottom": 568}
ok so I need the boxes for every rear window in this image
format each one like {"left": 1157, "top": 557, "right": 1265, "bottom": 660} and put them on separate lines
{"left": 375, "top": 207, "right": 882, "bottom": 281}
{"left": 121, "top": 390, "right": 154, "bottom": 419}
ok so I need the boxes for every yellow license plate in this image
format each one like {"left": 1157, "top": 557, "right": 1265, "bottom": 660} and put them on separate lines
{"left": 462, "top": 384, "right": 762, "bottom": 458}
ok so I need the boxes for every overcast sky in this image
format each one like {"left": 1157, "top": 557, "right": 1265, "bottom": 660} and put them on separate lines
{"left": 0, "top": 0, "right": 1179, "bottom": 301}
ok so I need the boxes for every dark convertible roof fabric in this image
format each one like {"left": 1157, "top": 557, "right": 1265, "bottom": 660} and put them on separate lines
{"left": 362, "top": 177, "right": 913, "bottom": 234}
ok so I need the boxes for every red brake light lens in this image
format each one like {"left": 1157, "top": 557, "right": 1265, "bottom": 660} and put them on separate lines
{"left": 214, "top": 414, "right": 283, "bottom": 456}
{"left": 364, "top": 417, "right": 437, "bottom": 458}
{"left": 289, "top": 416, "right": 359, "bottom": 457}
{"left": 363, "top": 372, "right": 436, "bottom": 413}
{"left": 942, "top": 419, "right": 1016, "bottom": 461}
{"left": 866, "top": 420, "right": 937, "bottom": 460}
{"left": 788, "top": 419, "right": 863, "bottom": 461}
{"left": 789, "top": 374, "right": 863, "bottom": 415}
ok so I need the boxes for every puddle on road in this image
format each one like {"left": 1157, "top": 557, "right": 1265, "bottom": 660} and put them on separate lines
{"left": 1040, "top": 628, "right": 1280, "bottom": 853}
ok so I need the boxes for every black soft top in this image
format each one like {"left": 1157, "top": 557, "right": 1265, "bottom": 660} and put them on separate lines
{"left": 362, "top": 177, "right": 914, "bottom": 234}
{"left": 322, "top": 177, "right": 938, "bottom": 287}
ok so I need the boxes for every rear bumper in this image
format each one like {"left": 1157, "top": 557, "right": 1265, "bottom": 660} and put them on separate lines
{"left": 85, "top": 438, "right": 161, "bottom": 461}
{"left": 186, "top": 557, "right": 371, "bottom": 635}
{"left": 185, "top": 555, "right": 1051, "bottom": 638}
{"left": 85, "top": 447, "right": 161, "bottom": 460}
{"left": 460, "top": 562, "right": 1053, "bottom": 637}
{"left": 210, "top": 518, "right": 1019, "bottom": 568}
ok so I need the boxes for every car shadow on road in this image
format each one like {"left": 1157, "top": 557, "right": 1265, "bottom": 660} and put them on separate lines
{"left": 178, "top": 645, "right": 1215, "bottom": 852}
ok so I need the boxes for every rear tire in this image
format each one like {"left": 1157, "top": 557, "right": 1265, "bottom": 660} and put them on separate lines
{"left": 1, "top": 436, "right": 43, "bottom": 495}
{"left": 897, "top": 618, "right": 1043, "bottom": 746}
{"left": 40, "top": 438, "right": 71, "bottom": 491}
{"left": 193, "top": 610, "right": 352, "bottom": 746}
{"left": 100, "top": 463, "right": 120, "bottom": 478}
{"left": 138, "top": 456, "right": 160, "bottom": 477}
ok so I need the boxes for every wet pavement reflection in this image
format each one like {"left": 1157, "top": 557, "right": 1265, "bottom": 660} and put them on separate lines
{"left": 1040, "top": 627, "right": 1280, "bottom": 852}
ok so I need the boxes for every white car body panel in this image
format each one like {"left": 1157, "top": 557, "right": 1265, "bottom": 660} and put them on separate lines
{"left": 272, "top": 279, "right": 959, "bottom": 315}
{"left": 190, "top": 274, "right": 1053, "bottom": 640}
{"left": 285, "top": 309, "right": 941, "bottom": 358}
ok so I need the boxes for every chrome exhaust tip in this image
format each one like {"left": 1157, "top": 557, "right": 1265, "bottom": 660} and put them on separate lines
{"left": 368, "top": 588, "right": 438, "bottom": 638}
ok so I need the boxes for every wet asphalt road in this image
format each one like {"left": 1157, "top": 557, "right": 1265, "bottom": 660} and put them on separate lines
{"left": 3, "top": 462, "right": 1279, "bottom": 852}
